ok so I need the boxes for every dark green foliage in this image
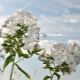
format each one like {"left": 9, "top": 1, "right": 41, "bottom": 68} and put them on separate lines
{"left": 2, "top": 24, "right": 42, "bottom": 80}
{"left": 15, "top": 64, "right": 31, "bottom": 79}
{"left": 43, "top": 76, "right": 51, "bottom": 80}
{"left": 54, "top": 72, "right": 60, "bottom": 80}
{"left": 3, "top": 54, "right": 15, "bottom": 69}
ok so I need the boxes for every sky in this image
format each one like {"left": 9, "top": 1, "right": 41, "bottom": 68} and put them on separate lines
{"left": 0, "top": 0, "right": 80, "bottom": 80}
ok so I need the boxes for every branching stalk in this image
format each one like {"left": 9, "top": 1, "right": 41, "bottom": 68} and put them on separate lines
{"left": 9, "top": 56, "right": 15, "bottom": 80}
{"left": 50, "top": 70, "right": 54, "bottom": 80}
{"left": 15, "top": 57, "right": 24, "bottom": 64}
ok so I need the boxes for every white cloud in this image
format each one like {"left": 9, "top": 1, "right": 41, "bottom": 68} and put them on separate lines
{"left": 70, "top": 4, "right": 80, "bottom": 9}
{"left": 47, "top": 34, "right": 68, "bottom": 37}
{"left": 63, "top": 14, "right": 80, "bottom": 23}
{"left": 38, "top": 14, "right": 80, "bottom": 35}
{"left": 68, "top": 40, "right": 80, "bottom": 45}
{"left": 64, "top": 19, "right": 77, "bottom": 23}
{"left": 38, "top": 40, "right": 59, "bottom": 54}
{"left": 30, "top": 0, "right": 80, "bottom": 13}
{"left": 55, "top": 0, "right": 80, "bottom": 9}
{"left": 21, "top": 0, "right": 69, "bottom": 13}
{"left": 40, "top": 33, "right": 68, "bottom": 37}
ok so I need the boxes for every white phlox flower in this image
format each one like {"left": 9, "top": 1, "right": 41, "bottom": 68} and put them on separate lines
{"left": 68, "top": 62, "right": 77, "bottom": 72}
{"left": 53, "top": 51, "right": 64, "bottom": 65}
{"left": 2, "top": 9, "right": 40, "bottom": 51}
{"left": 2, "top": 27, "right": 16, "bottom": 36}
{"left": 51, "top": 42, "right": 80, "bottom": 74}
{"left": 64, "top": 54, "right": 74, "bottom": 65}
{"left": 3, "top": 9, "right": 37, "bottom": 28}
{"left": 22, "top": 41, "right": 37, "bottom": 51}
{"left": 2, "top": 9, "right": 39, "bottom": 39}
{"left": 38, "top": 49, "right": 46, "bottom": 60}
{"left": 23, "top": 35, "right": 34, "bottom": 43}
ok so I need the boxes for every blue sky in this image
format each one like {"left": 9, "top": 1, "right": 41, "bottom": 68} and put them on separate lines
{"left": 0, "top": 0, "right": 80, "bottom": 80}
{"left": 0, "top": 0, "right": 80, "bottom": 41}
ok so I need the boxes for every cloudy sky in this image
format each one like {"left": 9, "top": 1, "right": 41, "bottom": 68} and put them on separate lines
{"left": 0, "top": 0, "right": 80, "bottom": 42}
{"left": 0, "top": 0, "right": 80, "bottom": 80}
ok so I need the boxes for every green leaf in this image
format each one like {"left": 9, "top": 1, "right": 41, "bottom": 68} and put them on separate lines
{"left": 43, "top": 76, "right": 51, "bottom": 80}
{"left": 3, "top": 54, "right": 14, "bottom": 69}
{"left": 43, "top": 66, "right": 48, "bottom": 69}
{"left": 32, "top": 48, "right": 41, "bottom": 55}
{"left": 20, "top": 54, "right": 29, "bottom": 58}
{"left": 28, "top": 50, "right": 32, "bottom": 54}
{"left": 15, "top": 64, "right": 30, "bottom": 79}
{"left": 17, "top": 47, "right": 23, "bottom": 57}
{"left": 54, "top": 73, "right": 60, "bottom": 80}
{"left": 28, "top": 50, "right": 33, "bottom": 57}
{"left": 17, "top": 24, "right": 21, "bottom": 26}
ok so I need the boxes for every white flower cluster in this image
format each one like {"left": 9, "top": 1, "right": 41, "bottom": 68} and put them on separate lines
{"left": 0, "top": 9, "right": 40, "bottom": 51}
{"left": 51, "top": 41, "right": 80, "bottom": 74}
{"left": 3, "top": 9, "right": 37, "bottom": 28}
{"left": 0, "top": 9, "right": 80, "bottom": 77}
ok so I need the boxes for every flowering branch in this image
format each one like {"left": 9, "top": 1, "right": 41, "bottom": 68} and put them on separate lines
{"left": 0, "top": 9, "right": 41, "bottom": 80}
{"left": 0, "top": 9, "right": 80, "bottom": 80}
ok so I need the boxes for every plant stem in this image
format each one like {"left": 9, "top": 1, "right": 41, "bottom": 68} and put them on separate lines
{"left": 15, "top": 57, "right": 24, "bottom": 64}
{"left": 9, "top": 56, "right": 15, "bottom": 80}
{"left": 51, "top": 73, "right": 54, "bottom": 80}
{"left": 49, "top": 70, "right": 54, "bottom": 80}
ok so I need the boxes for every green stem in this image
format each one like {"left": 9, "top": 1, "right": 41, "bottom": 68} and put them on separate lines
{"left": 9, "top": 56, "right": 15, "bottom": 80}
{"left": 49, "top": 70, "right": 54, "bottom": 80}
{"left": 51, "top": 73, "right": 54, "bottom": 80}
{"left": 15, "top": 57, "right": 24, "bottom": 64}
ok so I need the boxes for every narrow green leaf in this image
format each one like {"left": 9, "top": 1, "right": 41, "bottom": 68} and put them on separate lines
{"left": 28, "top": 50, "right": 33, "bottom": 57}
{"left": 28, "top": 50, "right": 32, "bottom": 54}
{"left": 20, "top": 54, "right": 29, "bottom": 58}
{"left": 17, "top": 24, "right": 21, "bottom": 26}
{"left": 54, "top": 73, "right": 60, "bottom": 80}
{"left": 43, "top": 66, "right": 48, "bottom": 69}
{"left": 32, "top": 48, "right": 41, "bottom": 54}
{"left": 43, "top": 76, "right": 51, "bottom": 80}
{"left": 15, "top": 64, "right": 30, "bottom": 79}
{"left": 17, "top": 47, "right": 23, "bottom": 57}
{"left": 3, "top": 54, "right": 14, "bottom": 69}
{"left": 17, "top": 47, "right": 23, "bottom": 54}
